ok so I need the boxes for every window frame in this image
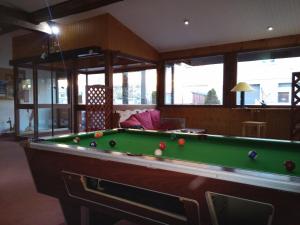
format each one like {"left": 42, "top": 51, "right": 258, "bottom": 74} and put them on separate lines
{"left": 163, "top": 55, "right": 225, "bottom": 107}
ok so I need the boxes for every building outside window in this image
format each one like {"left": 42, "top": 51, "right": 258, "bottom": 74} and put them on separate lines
{"left": 165, "top": 55, "right": 224, "bottom": 105}
{"left": 113, "top": 69, "right": 157, "bottom": 105}
{"left": 237, "top": 47, "right": 300, "bottom": 106}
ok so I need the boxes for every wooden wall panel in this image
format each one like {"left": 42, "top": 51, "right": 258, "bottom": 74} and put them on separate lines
{"left": 58, "top": 14, "right": 109, "bottom": 51}
{"left": 12, "top": 13, "right": 158, "bottom": 61}
{"left": 12, "top": 32, "right": 48, "bottom": 59}
{"left": 107, "top": 15, "right": 159, "bottom": 61}
{"left": 159, "top": 107, "right": 291, "bottom": 140}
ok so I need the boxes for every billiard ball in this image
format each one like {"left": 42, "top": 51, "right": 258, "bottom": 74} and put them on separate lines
{"left": 178, "top": 138, "right": 185, "bottom": 146}
{"left": 94, "top": 131, "right": 103, "bottom": 138}
{"left": 109, "top": 140, "right": 116, "bottom": 147}
{"left": 154, "top": 149, "right": 162, "bottom": 156}
{"left": 159, "top": 142, "right": 167, "bottom": 150}
{"left": 89, "top": 141, "right": 97, "bottom": 147}
{"left": 284, "top": 160, "right": 296, "bottom": 172}
{"left": 73, "top": 137, "right": 80, "bottom": 143}
{"left": 170, "top": 133, "right": 178, "bottom": 140}
{"left": 248, "top": 150, "right": 258, "bottom": 160}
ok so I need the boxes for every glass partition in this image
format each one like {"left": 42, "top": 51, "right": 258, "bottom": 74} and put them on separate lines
{"left": 17, "top": 67, "right": 33, "bottom": 104}
{"left": 19, "top": 109, "right": 34, "bottom": 136}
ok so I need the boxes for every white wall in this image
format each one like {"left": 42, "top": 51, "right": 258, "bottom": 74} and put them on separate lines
{"left": 0, "top": 33, "right": 13, "bottom": 133}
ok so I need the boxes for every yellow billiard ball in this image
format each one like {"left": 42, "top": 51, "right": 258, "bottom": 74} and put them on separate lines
{"left": 94, "top": 131, "right": 103, "bottom": 138}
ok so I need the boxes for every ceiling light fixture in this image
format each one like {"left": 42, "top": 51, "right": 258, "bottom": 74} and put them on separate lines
{"left": 184, "top": 19, "right": 190, "bottom": 26}
{"left": 267, "top": 26, "right": 274, "bottom": 31}
{"left": 50, "top": 25, "right": 60, "bottom": 35}
{"left": 46, "top": 21, "right": 60, "bottom": 35}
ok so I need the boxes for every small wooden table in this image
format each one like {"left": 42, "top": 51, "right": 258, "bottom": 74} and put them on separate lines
{"left": 242, "top": 121, "right": 267, "bottom": 138}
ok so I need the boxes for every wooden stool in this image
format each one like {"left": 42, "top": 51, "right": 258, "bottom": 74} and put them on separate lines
{"left": 242, "top": 121, "right": 267, "bottom": 138}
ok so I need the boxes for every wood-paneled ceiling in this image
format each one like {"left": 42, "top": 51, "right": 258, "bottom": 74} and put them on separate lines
{"left": 1, "top": 0, "right": 300, "bottom": 52}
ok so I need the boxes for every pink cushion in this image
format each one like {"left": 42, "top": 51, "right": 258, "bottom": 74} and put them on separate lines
{"left": 149, "top": 110, "right": 161, "bottom": 129}
{"left": 120, "top": 115, "right": 142, "bottom": 128}
{"left": 134, "top": 111, "right": 155, "bottom": 130}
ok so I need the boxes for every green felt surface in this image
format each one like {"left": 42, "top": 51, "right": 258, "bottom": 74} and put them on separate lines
{"left": 48, "top": 130, "right": 300, "bottom": 176}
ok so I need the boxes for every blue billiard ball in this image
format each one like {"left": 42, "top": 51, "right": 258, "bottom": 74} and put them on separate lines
{"left": 248, "top": 150, "right": 257, "bottom": 160}
{"left": 90, "top": 141, "right": 97, "bottom": 148}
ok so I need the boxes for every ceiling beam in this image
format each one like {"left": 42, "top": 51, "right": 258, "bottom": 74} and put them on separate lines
{"left": 0, "top": 14, "right": 51, "bottom": 34}
{"left": 0, "top": 0, "right": 123, "bottom": 35}
{"left": 0, "top": 5, "right": 51, "bottom": 34}
{"left": 31, "top": 0, "right": 123, "bottom": 23}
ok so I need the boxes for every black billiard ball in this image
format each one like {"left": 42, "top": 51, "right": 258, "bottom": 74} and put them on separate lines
{"left": 284, "top": 160, "right": 296, "bottom": 172}
{"left": 248, "top": 150, "right": 258, "bottom": 160}
{"left": 109, "top": 140, "right": 116, "bottom": 147}
{"left": 89, "top": 141, "right": 97, "bottom": 147}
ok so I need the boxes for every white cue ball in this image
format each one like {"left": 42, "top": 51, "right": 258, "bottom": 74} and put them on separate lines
{"left": 154, "top": 149, "right": 162, "bottom": 156}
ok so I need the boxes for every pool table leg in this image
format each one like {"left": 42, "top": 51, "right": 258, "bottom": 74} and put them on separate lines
{"left": 60, "top": 199, "right": 82, "bottom": 225}
{"left": 60, "top": 199, "right": 120, "bottom": 225}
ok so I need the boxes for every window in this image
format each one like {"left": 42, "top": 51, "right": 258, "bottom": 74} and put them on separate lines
{"left": 77, "top": 73, "right": 105, "bottom": 104}
{"left": 113, "top": 69, "right": 157, "bottom": 105}
{"left": 165, "top": 55, "right": 224, "bottom": 105}
{"left": 237, "top": 47, "right": 300, "bottom": 106}
{"left": 0, "top": 80, "right": 7, "bottom": 96}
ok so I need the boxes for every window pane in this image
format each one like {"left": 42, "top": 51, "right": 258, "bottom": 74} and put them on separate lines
{"left": 19, "top": 109, "right": 34, "bottom": 136}
{"left": 113, "top": 69, "right": 157, "bottom": 105}
{"left": 78, "top": 74, "right": 86, "bottom": 104}
{"left": 17, "top": 68, "right": 33, "bottom": 104}
{"left": 56, "top": 72, "right": 69, "bottom": 104}
{"left": 237, "top": 54, "right": 299, "bottom": 106}
{"left": 37, "top": 70, "right": 52, "bottom": 104}
{"left": 88, "top": 74, "right": 105, "bottom": 85}
{"left": 38, "top": 108, "right": 52, "bottom": 131}
{"left": 165, "top": 56, "right": 224, "bottom": 105}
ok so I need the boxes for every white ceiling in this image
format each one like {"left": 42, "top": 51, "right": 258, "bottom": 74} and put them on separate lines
{"left": 4, "top": 0, "right": 300, "bottom": 52}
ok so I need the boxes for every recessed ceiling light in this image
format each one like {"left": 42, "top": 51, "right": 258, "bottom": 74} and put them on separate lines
{"left": 184, "top": 19, "right": 190, "bottom": 26}
{"left": 267, "top": 26, "right": 274, "bottom": 31}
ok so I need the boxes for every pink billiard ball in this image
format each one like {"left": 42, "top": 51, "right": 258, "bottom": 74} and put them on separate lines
{"left": 178, "top": 138, "right": 185, "bottom": 146}
{"left": 159, "top": 142, "right": 167, "bottom": 150}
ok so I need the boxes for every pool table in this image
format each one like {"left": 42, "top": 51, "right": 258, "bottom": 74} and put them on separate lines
{"left": 23, "top": 129, "right": 300, "bottom": 225}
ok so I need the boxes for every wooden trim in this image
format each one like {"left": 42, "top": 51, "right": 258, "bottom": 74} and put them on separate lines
{"left": 37, "top": 104, "right": 71, "bottom": 108}
{"left": 13, "top": 66, "right": 19, "bottom": 136}
{"left": 32, "top": 64, "right": 38, "bottom": 139}
{"left": 113, "top": 105, "right": 156, "bottom": 111}
{"left": 223, "top": 53, "right": 237, "bottom": 107}
{"left": 161, "top": 34, "right": 300, "bottom": 60}
{"left": 104, "top": 50, "right": 113, "bottom": 88}
{"left": 156, "top": 62, "right": 165, "bottom": 107}
{"left": 115, "top": 51, "right": 157, "bottom": 65}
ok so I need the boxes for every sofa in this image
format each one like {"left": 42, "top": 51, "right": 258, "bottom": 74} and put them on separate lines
{"left": 116, "top": 109, "right": 185, "bottom": 130}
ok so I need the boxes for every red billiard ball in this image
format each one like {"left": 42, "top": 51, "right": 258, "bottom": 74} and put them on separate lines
{"left": 159, "top": 142, "right": 167, "bottom": 150}
{"left": 284, "top": 160, "right": 296, "bottom": 172}
{"left": 178, "top": 138, "right": 185, "bottom": 146}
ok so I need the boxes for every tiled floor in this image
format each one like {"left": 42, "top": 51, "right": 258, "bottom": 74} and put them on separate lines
{"left": 0, "top": 140, "right": 65, "bottom": 225}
